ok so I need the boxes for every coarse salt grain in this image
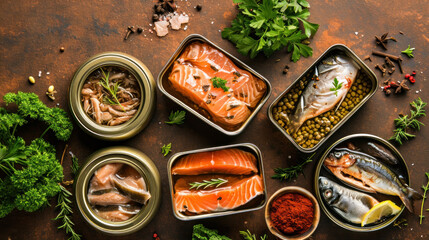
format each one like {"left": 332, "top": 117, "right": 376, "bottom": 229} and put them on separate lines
{"left": 38, "top": 71, "right": 42, "bottom": 77}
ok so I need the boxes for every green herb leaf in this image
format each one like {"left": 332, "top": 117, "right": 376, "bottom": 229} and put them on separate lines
{"left": 239, "top": 229, "right": 267, "bottom": 240}
{"left": 70, "top": 153, "right": 79, "bottom": 177}
{"left": 161, "top": 143, "right": 172, "bottom": 156}
{"left": 329, "top": 78, "right": 343, "bottom": 96}
{"left": 211, "top": 77, "right": 230, "bottom": 92}
{"left": 192, "top": 224, "right": 231, "bottom": 240}
{"left": 222, "top": 0, "right": 318, "bottom": 61}
{"left": 272, "top": 153, "right": 314, "bottom": 181}
{"left": 401, "top": 45, "right": 415, "bottom": 58}
{"left": 189, "top": 178, "right": 228, "bottom": 190}
{"left": 420, "top": 172, "right": 429, "bottom": 224}
{"left": 389, "top": 98, "right": 426, "bottom": 145}
{"left": 54, "top": 185, "right": 81, "bottom": 240}
{"left": 165, "top": 110, "right": 186, "bottom": 125}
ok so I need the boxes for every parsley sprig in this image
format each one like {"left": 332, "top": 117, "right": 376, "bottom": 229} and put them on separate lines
{"left": 329, "top": 78, "right": 343, "bottom": 96}
{"left": 161, "top": 143, "right": 172, "bottom": 156}
{"left": 401, "top": 45, "right": 415, "bottom": 58}
{"left": 240, "top": 229, "right": 267, "bottom": 240}
{"left": 389, "top": 98, "right": 426, "bottom": 145}
{"left": 189, "top": 178, "right": 228, "bottom": 190}
{"left": 420, "top": 172, "right": 429, "bottom": 224}
{"left": 272, "top": 153, "right": 314, "bottom": 181}
{"left": 211, "top": 77, "right": 230, "bottom": 92}
{"left": 222, "top": 0, "right": 319, "bottom": 62}
{"left": 165, "top": 110, "right": 186, "bottom": 125}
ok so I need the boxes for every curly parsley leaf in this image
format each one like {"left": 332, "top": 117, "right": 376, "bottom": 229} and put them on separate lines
{"left": 222, "top": 0, "right": 318, "bottom": 61}
{"left": 211, "top": 77, "right": 230, "bottom": 92}
{"left": 192, "top": 224, "right": 231, "bottom": 240}
{"left": 401, "top": 45, "right": 415, "bottom": 58}
{"left": 165, "top": 110, "right": 186, "bottom": 125}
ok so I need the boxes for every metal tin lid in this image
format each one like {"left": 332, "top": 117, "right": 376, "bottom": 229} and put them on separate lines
{"left": 74, "top": 146, "right": 161, "bottom": 235}
{"left": 69, "top": 52, "right": 156, "bottom": 141}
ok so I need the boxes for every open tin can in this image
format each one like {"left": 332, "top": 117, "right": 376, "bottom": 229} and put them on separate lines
{"left": 69, "top": 52, "right": 156, "bottom": 141}
{"left": 167, "top": 143, "right": 267, "bottom": 220}
{"left": 74, "top": 146, "right": 161, "bottom": 235}
{"left": 268, "top": 44, "right": 378, "bottom": 152}
{"left": 314, "top": 134, "right": 408, "bottom": 231}
{"left": 158, "top": 34, "right": 272, "bottom": 135}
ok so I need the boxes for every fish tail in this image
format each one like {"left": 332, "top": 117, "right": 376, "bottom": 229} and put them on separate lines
{"left": 399, "top": 187, "right": 423, "bottom": 213}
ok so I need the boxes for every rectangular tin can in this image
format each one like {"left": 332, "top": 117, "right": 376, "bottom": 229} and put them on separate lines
{"left": 158, "top": 34, "right": 272, "bottom": 135}
{"left": 167, "top": 143, "right": 267, "bottom": 221}
{"left": 267, "top": 44, "right": 378, "bottom": 153}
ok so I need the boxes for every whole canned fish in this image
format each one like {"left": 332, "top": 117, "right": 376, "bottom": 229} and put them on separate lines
{"left": 268, "top": 44, "right": 378, "bottom": 153}
{"left": 167, "top": 143, "right": 267, "bottom": 220}
{"left": 69, "top": 52, "right": 156, "bottom": 141}
{"left": 314, "top": 134, "right": 408, "bottom": 232}
{"left": 74, "top": 146, "right": 161, "bottom": 235}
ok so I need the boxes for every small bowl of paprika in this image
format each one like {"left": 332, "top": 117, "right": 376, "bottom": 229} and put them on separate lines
{"left": 265, "top": 186, "right": 320, "bottom": 240}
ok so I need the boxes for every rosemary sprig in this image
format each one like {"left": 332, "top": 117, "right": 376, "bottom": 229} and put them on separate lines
{"left": 189, "top": 178, "right": 228, "bottom": 190}
{"left": 272, "top": 153, "right": 315, "bottom": 181}
{"left": 420, "top": 172, "right": 429, "bottom": 224}
{"left": 240, "top": 229, "right": 267, "bottom": 240}
{"left": 99, "top": 68, "right": 125, "bottom": 112}
{"left": 70, "top": 152, "right": 79, "bottom": 176}
{"left": 54, "top": 185, "right": 81, "bottom": 240}
{"left": 389, "top": 98, "right": 427, "bottom": 145}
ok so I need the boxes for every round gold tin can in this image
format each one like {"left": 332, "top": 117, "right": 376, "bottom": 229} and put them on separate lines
{"left": 69, "top": 52, "right": 156, "bottom": 141}
{"left": 74, "top": 146, "right": 161, "bottom": 235}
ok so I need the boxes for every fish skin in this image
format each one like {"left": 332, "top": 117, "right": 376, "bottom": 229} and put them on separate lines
{"left": 289, "top": 54, "right": 359, "bottom": 133}
{"left": 367, "top": 142, "right": 398, "bottom": 165}
{"left": 112, "top": 176, "right": 151, "bottom": 205}
{"left": 319, "top": 177, "right": 379, "bottom": 224}
{"left": 324, "top": 148, "right": 422, "bottom": 212}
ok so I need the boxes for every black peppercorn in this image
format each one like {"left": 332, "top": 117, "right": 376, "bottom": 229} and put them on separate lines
{"left": 196, "top": 4, "right": 202, "bottom": 11}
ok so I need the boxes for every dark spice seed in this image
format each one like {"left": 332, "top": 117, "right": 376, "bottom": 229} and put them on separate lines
{"left": 225, "top": 115, "right": 234, "bottom": 119}
{"left": 196, "top": 4, "right": 202, "bottom": 11}
{"left": 202, "top": 85, "right": 209, "bottom": 92}
{"left": 137, "top": 27, "right": 143, "bottom": 33}
{"left": 217, "top": 197, "right": 222, "bottom": 200}
{"left": 210, "top": 65, "right": 218, "bottom": 71}
{"left": 233, "top": 71, "right": 241, "bottom": 77}
{"left": 193, "top": 75, "right": 201, "bottom": 79}
{"left": 206, "top": 100, "right": 211, "bottom": 104}
{"left": 59, "top": 47, "right": 65, "bottom": 52}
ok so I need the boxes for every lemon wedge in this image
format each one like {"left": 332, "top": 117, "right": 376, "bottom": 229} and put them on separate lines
{"left": 361, "top": 200, "right": 401, "bottom": 227}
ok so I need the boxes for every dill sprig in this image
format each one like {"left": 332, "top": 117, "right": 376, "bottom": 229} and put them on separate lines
{"left": 189, "top": 178, "right": 228, "bottom": 190}
{"left": 99, "top": 68, "right": 125, "bottom": 112}
{"left": 420, "top": 172, "right": 429, "bottom": 224}
{"left": 161, "top": 143, "right": 172, "bottom": 156}
{"left": 53, "top": 185, "right": 81, "bottom": 240}
{"left": 240, "top": 229, "right": 267, "bottom": 240}
{"left": 393, "top": 218, "right": 408, "bottom": 229}
{"left": 389, "top": 98, "right": 426, "bottom": 145}
{"left": 272, "top": 153, "right": 315, "bottom": 181}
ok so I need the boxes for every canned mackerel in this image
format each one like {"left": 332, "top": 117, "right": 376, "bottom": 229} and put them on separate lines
{"left": 74, "top": 146, "right": 161, "bottom": 235}
{"left": 69, "top": 52, "right": 156, "bottom": 141}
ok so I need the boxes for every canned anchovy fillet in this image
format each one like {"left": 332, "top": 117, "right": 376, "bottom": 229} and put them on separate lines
{"left": 69, "top": 52, "right": 156, "bottom": 141}
{"left": 74, "top": 146, "right": 161, "bottom": 235}
{"left": 167, "top": 143, "right": 267, "bottom": 220}
{"left": 268, "top": 44, "right": 378, "bottom": 153}
{"left": 158, "top": 34, "right": 272, "bottom": 136}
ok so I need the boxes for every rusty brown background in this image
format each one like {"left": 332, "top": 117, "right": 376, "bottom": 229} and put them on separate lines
{"left": 1, "top": 0, "right": 428, "bottom": 239}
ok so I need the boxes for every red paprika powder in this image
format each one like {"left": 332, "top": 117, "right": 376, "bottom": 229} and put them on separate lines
{"left": 270, "top": 193, "right": 314, "bottom": 235}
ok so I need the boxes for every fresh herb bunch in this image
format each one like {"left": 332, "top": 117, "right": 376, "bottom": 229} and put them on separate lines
{"left": 165, "top": 110, "right": 186, "bottom": 125}
{"left": 393, "top": 218, "right": 408, "bottom": 229}
{"left": 401, "top": 45, "right": 415, "bottom": 58}
{"left": 189, "top": 178, "right": 228, "bottom": 190}
{"left": 211, "top": 77, "right": 230, "bottom": 92}
{"left": 0, "top": 92, "right": 73, "bottom": 217}
{"left": 420, "top": 172, "right": 429, "bottom": 224}
{"left": 161, "top": 143, "right": 172, "bottom": 156}
{"left": 330, "top": 78, "right": 342, "bottom": 96}
{"left": 240, "top": 229, "right": 267, "bottom": 240}
{"left": 222, "top": 0, "right": 319, "bottom": 61}
{"left": 389, "top": 98, "right": 426, "bottom": 145}
{"left": 99, "top": 68, "right": 125, "bottom": 111}
{"left": 272, "top": 153, "right": 314, "bottom": 181}
{"left": 54, "top": 185, "right": 81, "bottom": 240}
{"left": 192, "top": 224, "right": 231, "bottom": 240}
